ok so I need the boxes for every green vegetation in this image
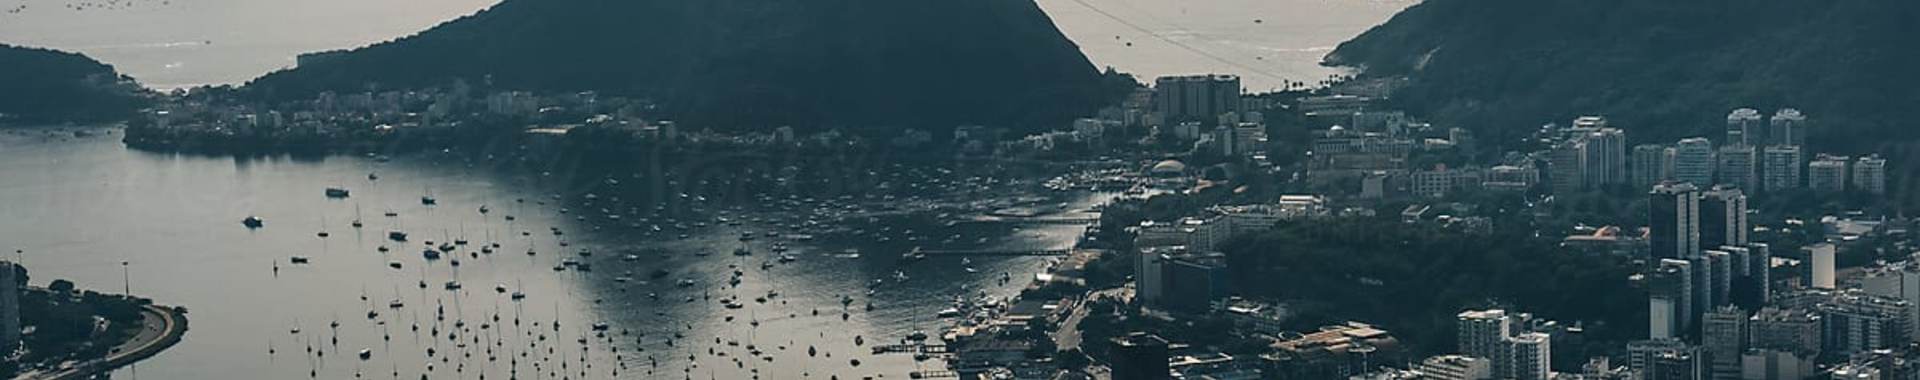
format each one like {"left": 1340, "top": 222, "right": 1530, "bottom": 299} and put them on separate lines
{"left": 243, "top": 0, "right": 1129, "bottom": 133}
{"left": 0, "top": 267, "right": 148, "bottom": 376}
{"left": 0, "top": 44, "right": 148, "bottom": 125}
{"left": 1217, "top": 216, "right": 1643, "bottom": 363}
{"left": 1328, "top": 0, "right": 1920, "bottom": 209}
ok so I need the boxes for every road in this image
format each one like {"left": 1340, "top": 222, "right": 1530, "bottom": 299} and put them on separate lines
{"left": 18, "top": 304, "right": 188, "bottom": 380}
{"left": 1050, "top": 286, "right": 1130, "bottom": 352}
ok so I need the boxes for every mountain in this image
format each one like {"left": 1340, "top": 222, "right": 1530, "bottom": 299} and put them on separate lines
{"left": 244, "top": 0, "right": 1125, "bottom": 131}
{"left": 0, "top": 44, "right": 148, "bottom": 124}
{"left": 1325, "top": 0, "right": 1920, "bottom": 150}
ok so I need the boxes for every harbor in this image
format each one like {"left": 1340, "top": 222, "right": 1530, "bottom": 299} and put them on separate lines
{"left": 0, "top": 127, "right": 1115, "bottom": 379}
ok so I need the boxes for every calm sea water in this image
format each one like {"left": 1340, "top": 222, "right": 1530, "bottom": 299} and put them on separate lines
{"left": 0, "top": 127, "right": 1109, "bottom": 379}
{"left": 0, "top": 0, "right": 1414, "bottom": 91}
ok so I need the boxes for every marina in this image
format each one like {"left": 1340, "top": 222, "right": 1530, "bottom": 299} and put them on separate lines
{"left": 0, "top": 128, "right": 1110, "bottom": 379}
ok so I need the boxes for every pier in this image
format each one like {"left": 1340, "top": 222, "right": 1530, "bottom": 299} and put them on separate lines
{"left": 914, "top": 248, "right": 1071, "bottom": 257}
{"left": 871, "top": 343, "right": 950, "bottom": 355}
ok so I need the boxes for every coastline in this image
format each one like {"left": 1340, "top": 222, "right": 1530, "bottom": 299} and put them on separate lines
{"left": 13, "top": 304, "right": 188, "bottom": 380}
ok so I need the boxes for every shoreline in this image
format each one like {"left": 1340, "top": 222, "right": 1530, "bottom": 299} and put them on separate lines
{"left": 15, "top": 304, "right": 189, "bottom": 380}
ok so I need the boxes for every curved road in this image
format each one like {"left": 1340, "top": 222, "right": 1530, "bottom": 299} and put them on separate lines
{"left": 19, "top": 304, "right": 188, "bottom": 380}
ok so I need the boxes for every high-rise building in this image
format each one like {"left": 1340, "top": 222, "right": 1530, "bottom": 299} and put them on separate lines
{"left": 1584, "top": 127, "right": 1629, "bottom": 189}
{"left": 1716, "top": 144, "right": 1758, "bottom": 191}
{"left": 1740, "top": 349, "right": 1815, "bottom": 380}
{"left": 1110, "top": 333, "right": 1171, "bottom": 380}
{"left": 1458, "top": 309, "right": 1514, "bottom": 364}
{"left": 1135, "top": 247, "right": 1175, "bottom": 309}
{"left": 1415, "top": 355, "right": 1492, "bottom": 380}
{"left": 1817, "top": 290, "right": 1911, "bottom": 356}
{"left": 1769, "top": 109, "right": 1807, "bottom": 148}
{"left": 1761, "top": 145, "right": 1803, "bottom": 193}
{"left": 1672, "top": 138, "right": 1716, "bottom": 186}
{"left": 1650, "top": 259, "right": 1695, "bottom": 339}
{"left": 1550, "top": 139, "right": 1589, "bottom": 194}
{"left": 1748, "top": 307, "right": 1822, "bottom": 357}
{"left": 1809, "top": 154, "right": 1850, "bottom": 194}
{"left": 1161, "top": 252, "right": 1231, "bottom": 315}
{"left": 1153, "top": 74, "right": 1241, "bottom": 123}
{"left": 1727, "top": 108, "right": 1765, "bottom": 147}
{"left": 1507, "top": 333, "right": 1551, "bottom": 380}
{"left": 1702, "top": 306, "right": 1747, "bottom": 380}
{"left": 1548, "top": 120, "right": 1627, "bottom": 193}
{"left": 1634, "top": 144, "right": 1676, "bottom": 191}
{"left": 1853, "top": 155, "right": 1887, "bottom": 195}
{"left": 1806, "top": 243, "right": 1836, "bottom": 290}
{"left": 1650, "top": 182, "right": 1702, "bottom": 260}
{"left": 1704, "top": 250, "right": 1733, "bottom": 309}
{"left": 1627, "top": 339, "right": 1693, "bottom": 375}
{"left": 1699, "top": 187, "right": 1748, "bottom": 250}
{"left": 1720, "top": 245, "right": 1768, "bottom": 309}
{"left": 1741, "top": 244, "right": 1773, "bottom": 309}
{"left": 1458, "top": 309, "right": 1549, "bottom": 380}
{"left": 1647, "top": 347, "right": 1705, "bottom": 380}
{"left": 1858, "top": 260, "right": 1920, "bottom": 344}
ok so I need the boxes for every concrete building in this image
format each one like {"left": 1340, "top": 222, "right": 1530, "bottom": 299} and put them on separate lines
{"left": 1458, "top": 309, "right": 1514, "bottom": 365}
{"left": 1134, "top": 246, "right": 1178, "bottom": 309}
{"left": 1627, "top": 339, "right": 1692, "bottom": 376}
{"left": 1507, "top": 333, "right": 1551, "bottom": 380}
{"left": 1412, "top": 165, "right": 1484, "bottom": 199}
{"left": 1700, "top": 187, "right": 1749, "bottom": 251}
{"left": 1728, "top": 108, "right": 1765, "bottom": 147}
{"left": 1161, "top": 252, "right": 1231, "bottom": 315}
{"left": 1702, "top": 306, "right": 1747, "bottom": 380}
{"left": 1212, "top": 122, "right": 1266, "bottom": 157}
{"left": 1584, "top": 126, "right": 1629, "bottom": 189}
{"left": 1457, "top": 309, "right": 1550, "bottom": 380}
{"left": 1809, "top": 154, "right": 1850, "bottom": 195}
{"left": 1550, "top": 139, "right": 1589, "bottom": 194}
{"left": 1747, "top": 307, "right": 1822, "bottom": 357}
{"left": 1817, "top": 290, "right": 1911, "bottom": 356}
{"left": 1265, "top": 322, "right": 1399, "bottom": 379}
{"left": 1673, "top": 138, "right": 1717, "bottom": 187}
{"left": 1704, "top": 250, "right": 1733, "bottom": 309}
{"left": 1760, "top": 145, "right": 1803, "bottom": 193}
{"left": 1647, "top": 346, "right": 1705, "bottom": 380}
{"left": 1483, "top": 164, "right": 1540, "bottom": 192}
{"left": 1414, "top": 355, "right": 1492, "bottom": 380}
{"left": 1650, "top": 259, "right": 1695, "bottom": 339}
{"left": 1111, "top": 333, "right": 1171, "bottom": 380}
{"left": 1738, "top": 244, "right": 1773, "bottom": 309}
{"left": 1635, "top": 144, "right": 1676, "bottom": 191}
{"left": 1853, "top": 155, "right": 1887, "bottom": 195}
{"left": 1806, "top": 243, "right": 1836, "bottom": 290}
{"left": 1154, "top": 74, "right": 1241, "bottom": 123}
{"left": 1858, "top": 260, "right": 1920, "bottom": 343}
{"left": 1717, "top": 144, "right": 1758, "bottom": 191}
{"left": 1740, "top": 349, "right": 1814, "bottom": 380}
{"left": 1548, "top": 121, "right": 1627, "bottom": 193}
{"left": 1769, "top": 109, "right": 1807, "bottom": 148}
{"left": 1650, "top": 182, "right": 1703, "bottom": 260}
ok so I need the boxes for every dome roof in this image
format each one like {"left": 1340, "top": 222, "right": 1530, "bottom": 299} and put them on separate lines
{"left": 1150, "top": 159, "right": 1187, "bottom": 174}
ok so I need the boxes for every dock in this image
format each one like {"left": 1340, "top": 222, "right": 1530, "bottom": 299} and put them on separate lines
{"left": 915, "top": 248, "right": 1070, "bottom": 257}
{"left": 871, "top": 343, "right": 950, "bottom": 355}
